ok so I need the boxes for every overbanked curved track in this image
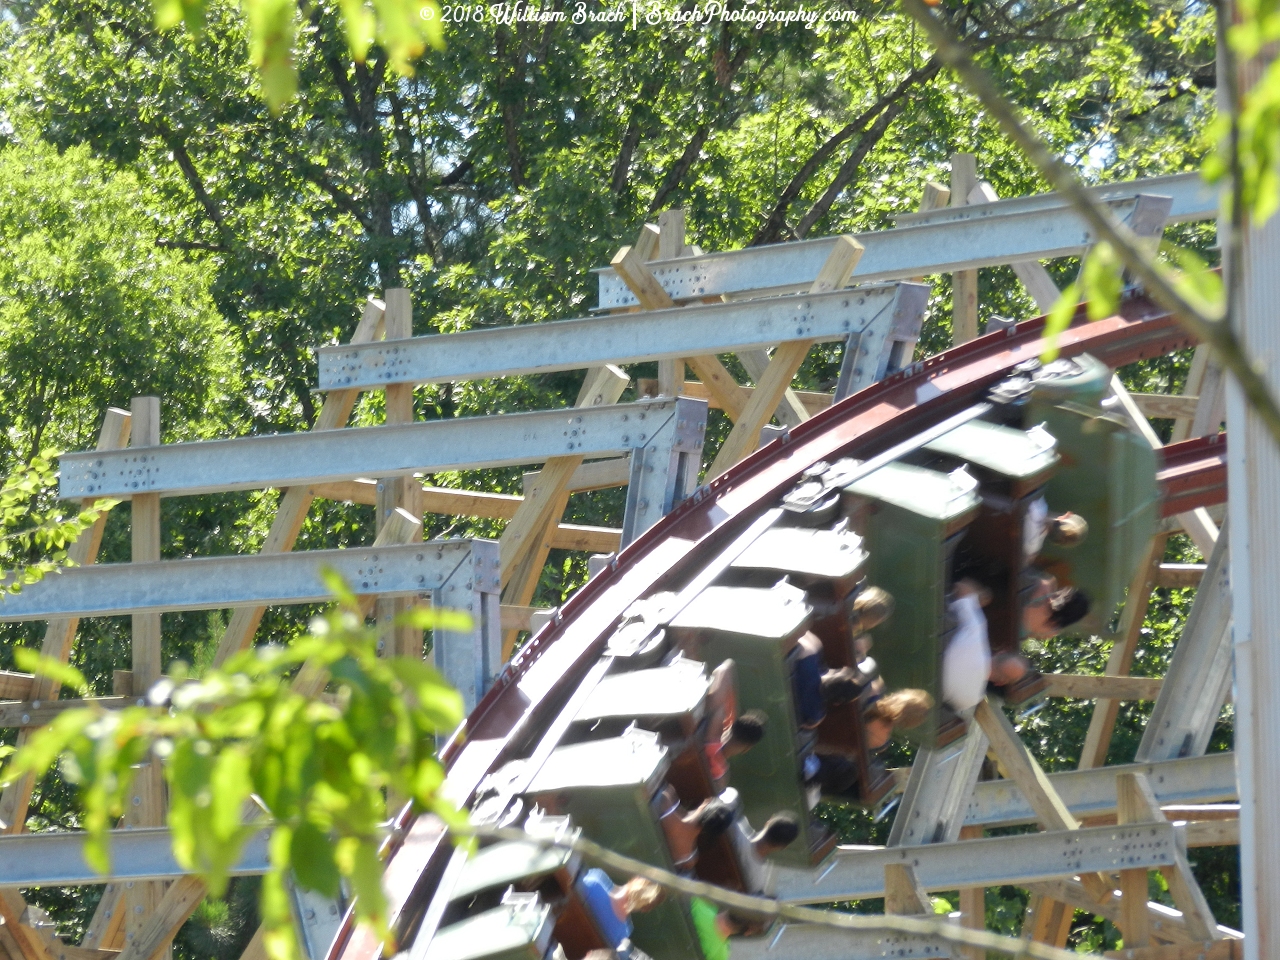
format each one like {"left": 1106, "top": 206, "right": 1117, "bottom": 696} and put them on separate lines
{"left": 331, "top": 289, "right": 1227, "bottom": 960}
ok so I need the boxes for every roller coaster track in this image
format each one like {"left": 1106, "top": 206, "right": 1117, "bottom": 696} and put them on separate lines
{"left": 330, "top": 288, "right": 1227, "bottom": 960}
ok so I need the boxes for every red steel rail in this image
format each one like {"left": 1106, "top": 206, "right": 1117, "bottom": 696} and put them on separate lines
{"left": 331, "top": 291, "right": 1223, "bottom": 960}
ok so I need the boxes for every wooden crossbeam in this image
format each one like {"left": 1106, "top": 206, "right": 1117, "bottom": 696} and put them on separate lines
{"left": 707, "top": 236, "right": 863, "bottom": 479}
{"left": 1041, "top": 674, "right": 1164, "bottom": 701}
{"left": 307, "top": 480, "right": 622, "bottom": 553}
{"left": 637, "top": 379, "right": 833, "bottom": 416}
{"left": 973, "top": 699, "right": 1112, "bottom": 902}
{"left": 212, "top": 299, "right": 386, "bottom": 666}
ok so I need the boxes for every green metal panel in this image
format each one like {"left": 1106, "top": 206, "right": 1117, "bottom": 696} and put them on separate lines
{"left": 842, "top": 463, "right": 982, "bottom": 744}
{"left": 427, "top": 901, "right": 554, "bottom": 960}
{"left": 450, "top": 841, "right": 578, "bottom": 903}
{"left": 729, "top": 526, "right": 869, "bottom": 584}
{"left": 524, "top": 731, "right": 704, "bottom": 960}
{"left": 667, "top": 582, "right": 818, "bottom": 868}
{"left": 845, "top": 461, "right": 981, "bottom": 525}
{"left": 1032, "top": 402, "right": 1160, "bottom": 633}
{"left": 575, "top": 657, "right": 709, "bottom": 726}
{"left": 924, "top": 420, "right": 1059, "bottom": 490}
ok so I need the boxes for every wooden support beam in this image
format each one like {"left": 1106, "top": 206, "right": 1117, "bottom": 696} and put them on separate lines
{"left": 377, "top": 289, "right": 422, "bottom": 660}
{"left": 655, "top": 211, "right": 685, "bottom": 397}
{"left": 973, "top": 698, "right": 1113, "bottom": 903}
{"left": 1078, "top": 533, "right": 1168, "bottom": 771}
{"left": 950, "top": 153, "right": 979, "bottom": 345}
{"left": 1041, "top": 674, "right": 1164, "bottom": 701}
{"left": 956, "top": 824, "right": 986, "bottom": 960}
{"left": 969, "top": 182, "right": 1062, "bottom": 312}
{"left": 125, "top": 397, "right": 167, "bottom": 960}
{"left": 113, "top": 876, "right": 206, "bottom": 960}
{"left": 610, "top": 244, "right": 749, "bottom": 418}
{"left": 0, "top": 673, "right": 34, "bottom": 701}
{"left": 0, "top": 891, "right": 54, "bottom": 960}
{"left": 523, "top": 457, "right": 631, "bottom": 493}
{"left": 707, "top": 236, "right": 863, "bottom": 479}
{"left": 499, "top": 605, "right": 552, "bottom": 632}
{"left": 1117, "top": 773, "right": 1223, "bottom": 943}
{"left": 1155, "top": 564, "right": 1208, "bottom": 590}
{"left": 307, "top": 482, "right": 622, "bottom": 553}
{"left": 498, "top": 366, "right": 629, "bottom": 659}
{"left": 213, "top": 299, "right": 385, "bottom": 665}
{"left": 1117, "top": 773, "right": 1153, "bottom": 949}
{"left": 883, "top": 863, "right": 930, "bottom": 916}
{"left": 637, "top": 379, "right": 833, "bottom": 416}
{"left": 1131, "top": 394, "right": 1203, "bottom": 422}
{"left": 1027, "top": 876, "right": 1241, "bottom": 946}
{"left": 0, "top": 697, "right": 132, "bottom": 728}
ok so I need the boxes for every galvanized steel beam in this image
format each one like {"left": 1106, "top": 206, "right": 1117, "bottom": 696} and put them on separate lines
{"left": 963, "top": 753, "right": 1237, "bottom": 829}
{"left": 0, "top": 540, "right": 498, "bottom": 622}
{"left": 59, "top": 398, "right": 708, "bottom": 500}
{"left": 315, "top": 283, "right": 925, "bottom": 392}
{"left": 1137, "top": 522, "right": 1234, "bottom": 762}
{"left": 0, "top": 828, "right": 270, "bottom": 887}
{"left": 771, "top": 822, "right": 1181, "bottom": 904}
{"left": 594, "top": 181, "right": 1202, "bottom": 309}
{"left": 731, "top": 924, "right": 946, "bottom": 960}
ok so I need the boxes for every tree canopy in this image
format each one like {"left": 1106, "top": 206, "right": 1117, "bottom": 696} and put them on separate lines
{"left": 0, "top": 0, "right": 1233, "bottom": 955}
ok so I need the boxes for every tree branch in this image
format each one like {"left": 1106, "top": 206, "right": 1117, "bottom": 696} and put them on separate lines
{"left": 752, "top": 58, "right": 941, "bottom": 245}
{"left": 458, "top": 823, "right": 1084, "bottom": 960}
{"left": 899, "top": 0, "right": 1280, "bottom": 447}
{"left": 793, "top": 97, "right": 910, "bottom": 238}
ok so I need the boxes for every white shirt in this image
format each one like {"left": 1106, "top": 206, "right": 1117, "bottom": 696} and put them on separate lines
{"left": 942, "top": 593, "right": 992, "bottom": 711}
{"left": 1023, "top": 495, "right": 1049, "bottom": 560}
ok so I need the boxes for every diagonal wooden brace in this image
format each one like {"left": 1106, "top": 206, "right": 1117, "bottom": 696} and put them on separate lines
{"left": 707, "top": 236, "right": 863, "bottom": 479}
{"left": 973, "top": 698, "right": 1113, "bottom": 903}
{"left": 212, "top": 299, "right": 387, "bottom": 667}
{"left": 498, "top": 366, "right": 630, "bottom": 659}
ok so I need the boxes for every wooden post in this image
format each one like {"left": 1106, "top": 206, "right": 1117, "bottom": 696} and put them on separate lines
{"left": 950, "top": 153, "right": 979, "bottom": 344}
{"left": 376, "top": 289, "right": 422, "bottom": 660}
{"left": 957, "top": 824, "right": 986, "bottom": 960}
{"left": 127, "top": 396, "right": 168, "bottom": 960}
{"left": 1117, "top": 774, "right": 1153, "bottom": 949}
{"left": 884, "top": 863, "right": 930, "bottom": 916}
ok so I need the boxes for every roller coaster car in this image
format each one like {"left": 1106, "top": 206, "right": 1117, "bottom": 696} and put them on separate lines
{"left": 665, "top": 580, "right": 839, "bottom": 868}
{"left": 426, "top": 893, "right": 563, "bottom": 960}
{"left": 523, "top": 728, "right": 710, "bottom": 960}
{"left": 445, "top": 817, "right": 612, "bottom": 960}
{"left": 913, "top": 418, "right": 1060, "bottom": 656}
{"left": 570, "top": 658, "right": 750, "bottom": 893}
{"left": 724, "top": 525, "right": 895, "bottom": 806}
{"left": 841, "top": 461, "right": 983, "bottom": 747}
{"left": 993, "top": 354, "right": 1160, "bottom": 633}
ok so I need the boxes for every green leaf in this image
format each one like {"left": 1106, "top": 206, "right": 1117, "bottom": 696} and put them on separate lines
{"left": 1040, "top": 282, "right": 1081, "bottom": 364}
{"left": 397, "top": 604, "right": 473, "bottom": 633}
{"left": 12, "top": 648, "right": 89, "bottom": 696}
{"left": 1080, "top": 242, "right": 1122, "bottom": 322}
{"left": 290, "top": 822, "right": 341, "bottom": 898}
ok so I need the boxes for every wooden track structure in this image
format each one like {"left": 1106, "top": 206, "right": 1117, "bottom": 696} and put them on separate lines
{"left": 0, "top": 159, "right": 1240, "bottom": 960}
